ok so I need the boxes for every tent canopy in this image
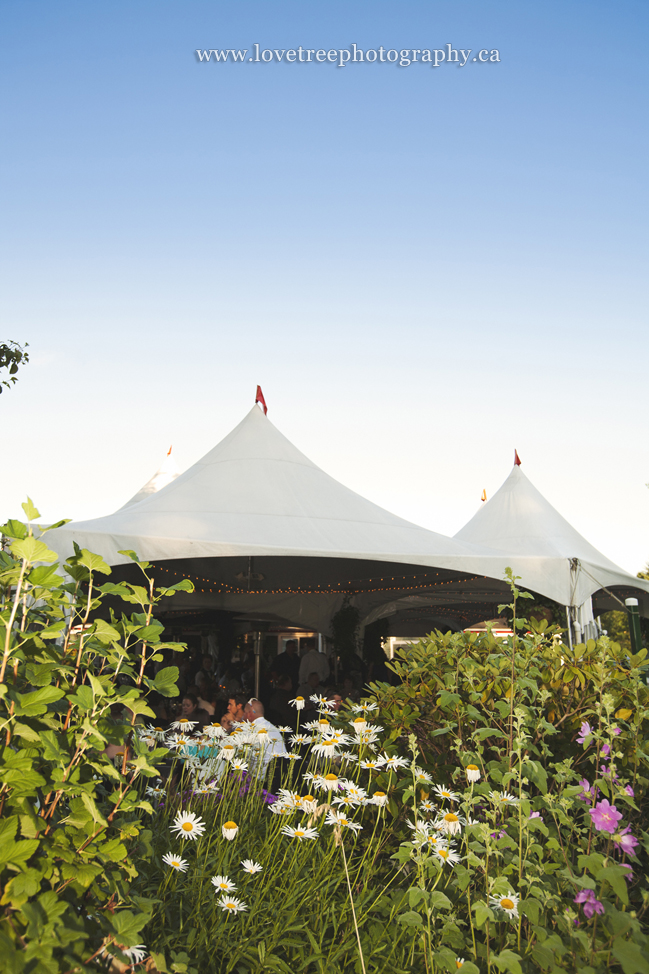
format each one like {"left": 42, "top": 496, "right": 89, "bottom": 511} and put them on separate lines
{"left": 117, "top": 447, "right": 179, "bottom": 511}
{"left": 454, "top": 462, "right": 649, "bottom": 611}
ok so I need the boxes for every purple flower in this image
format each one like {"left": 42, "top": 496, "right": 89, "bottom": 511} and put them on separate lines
{"left": 577, "top": 779, "right": 597, "bottom": 803}
{"left": 601, "top": 744, "right": 611, "bottom": 758}
{"left": 625, "top": 784, "right": 635, "bottom": 798}
{"left": 529, "top": 811, "right": 543, "bottom": 821}
{"left": 589, "top": 798, "right": 623, "bottom": 834}
{"left": 613, "top": 827, "right": 639, "bottom": 856}
{"left": 574, "top": 889, "right": 604, "bottom": 919}
{"left": 490, "top": 830, "right": 507, "bottom": 840}
{"left": 613, "top": 727, "right": 622, "bottom": 736}
{"left": 577, "top": 721, "right": 593, "bottom": 744}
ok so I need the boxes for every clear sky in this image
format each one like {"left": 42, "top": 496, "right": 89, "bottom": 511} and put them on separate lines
{"left": 1, "top": 1, "right": 648, "bottom": 574}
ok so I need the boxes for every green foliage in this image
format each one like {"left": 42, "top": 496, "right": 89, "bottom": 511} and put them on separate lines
{"left": 0, "top": 340, "right": 29, "bottom": 393}
{"left": 0, "top": 506, "right": 193, "bottom": 971}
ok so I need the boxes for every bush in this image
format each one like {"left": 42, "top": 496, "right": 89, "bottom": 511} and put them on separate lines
{"left": 0, "top": 503, "right": 192, "bottom": 972}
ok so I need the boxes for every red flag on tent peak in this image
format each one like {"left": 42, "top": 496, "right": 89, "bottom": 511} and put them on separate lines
{"left": 167, "top": 445, "right": 173, "bottom": 456}
{"left": 514, "top": 450, "right": 521, "bottom": 466}
{"left": 255, "top": 385, "right": 268, "bottom": 415}
{"left": 481, "top": 489, "right": 487, "bottom": 502}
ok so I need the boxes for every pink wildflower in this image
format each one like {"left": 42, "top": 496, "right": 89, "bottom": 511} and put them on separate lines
{"left": 574, "top": 889, "right": 604, "bottom": 919}
{"left": 613, "top": 827, "right": 639, "bottom": 856}
{"left": 577, "top": 721, "right": 592, "bottom": 744}
{"left": 624, "top": 784, "right": 635, "bottom": 797}
{"left": 589, "top": 799, "right": 623, "bottom": 834}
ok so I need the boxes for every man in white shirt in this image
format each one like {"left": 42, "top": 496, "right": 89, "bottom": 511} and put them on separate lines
{"left": 243, "top": 698, "right": 288, "bottom": 771}
{"left": 298, "top": 645, "right": 329, "bottom": 686}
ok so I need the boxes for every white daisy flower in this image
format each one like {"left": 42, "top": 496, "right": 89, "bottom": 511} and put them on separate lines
{"left": 381, "top": 753, "right": 410, "bottom": 771}
{"left": 284, "top": 752, "right": 301, "bottom": 761}
{"left": 146, "top": 783, "right": 166, "bottom": 799}
{"left": 289, "top": 733, "right": 311, "bottom": 747}
{"left": 344, "top": 783, "right": 367, "bottom": 802}
{"left": 359, "top": 757, "right": 385, "bottom": 771}
{"left": 310, "top": 693, "right": 329, "bottom": 706}
{"left": 138, "top": 734, "right": 157, "bottom": 748}
{"left": 438, "top": 811, "right": 463, "bottom": 836}
{"left": 211, "top": 875, "right": 237, "bottom": 893}
{"left": 433, "top": 785, "right": 460, "bottom": 802}
{"left": 241, "top": 859, "right": 263, "bottom": 874}
{"left": 490, "top": 791, "right": 519, "bottom": 806}
{"left": 170, "top": 718, "right": 198, "bottom": 731}
{"left": 162, "top": 852, "right": 188, "bottom": 872}
{"left": 351, "top": 701, "right": 379, "bottom": 714}
{"left": 231, "top": 759, "right": 249, "bottom": 772}
{"left": 350, "top": 716, "right": 367, "bottom": 731}
{"left": 268, "top": 802, "right": 292, "bottom": 815}
{"left": 315, "top": 773, "right": 341, "bottom": 792}
{"left": 311, "top": 738, "right": 342, "bottom": 758}
{"left": 218, "top": 895, "right": 248, "bottom": 915}
{"left": 436, "top": 847, "right": 461, "bottom": 866}
{"left": 281, "top": 824, "right": 319, "bottom": 840}
{"left": 355, "top": 730, "right": 380, "bottom": 747}
{"left": 167, "top": 734, "right": 192, "bottom": 751}
{"left": 146, "top": 724, "right": 167, "bottom": 741}
{"left": 222, "top": 820, "right": 239, "bottom": 840}
{"left": 325, "top": 810, "right": 363, "bottom": 832}
{"left": 303, "top": 771, "right": 323, "bottom": 786}
{"left": 170, "top": 810, "right": 206, "bottom": 841}
{"left": 420, "top": 800, "right": 436, "bottom": 813}
{"left": 413, "top": 767, "right": 433, "bottom": 784}
{"left": 466, "top": 764, "right": 481, "bottom": 782}
{"left": 277, "top": 725, "right": 293, "bottom": 733}
{"left": 489, "top": 891, "right": 519, "bottom": 918}
{"left": 219, "top": 743, "right": 237, "bottom": 761}
{"left": 289, "top": 696, "right": 305, "bottom": 710}
{"left": 333, "top": 793, "right": 360, "bottom": 808}
{"left": 300, "top": 794, "right": 318, "bottom": 813}
{"left": 372, "top": 791, "right": 389, "bottom": 807}
{"left": 456, "top": 958, "right": 466, "bottom": 969}
{"left": 204, "top": 723, "right": 228, "bottom": 738}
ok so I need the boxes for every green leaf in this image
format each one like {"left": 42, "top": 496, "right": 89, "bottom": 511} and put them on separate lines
{"left": 11, "top": 536, "right": 57, "bottom": 565}
{"left": 492, "top": 949, "right": 523, "bottom": 974}
{"left": 92, "top": 619, "right": 121, "bottom": 644}
{"left": 522, "top": 760, "right": 548, "bottom": 795}
{"left": 150, "top": 952, "right": 168, "bottom": 973}
{"left": 597, "top": 864, "right": 630, "bottom": 905}
{"left": 80, "top": 791, "right": 108, "bottom": 827}
{"left": 474, "top": 901, "right": 494, "bottom": 927}
{"left": 519, "top": 897, "right": 541, "bottom": 925}
{"left": 151, "top": 666, "right": 180, "bottom": 697}
{"left": 1, "top": 519, "right": 28, "bottom": 540}
{"left": 21, "top": 498, "right": 41, "bottom": 521}
{"left": 428, "top": 891, "right": 452, "bottom": 910}
{"left": 611, "top": 941, "right": 649, "bottom": 974}
{"left": 15, "top": 685, "right": 65, "bottom": 716}
{"left": 0, "top": 838, "right": 39, "bottom": 867}
{"left": 398, "top": 910, "right": 423, "bottom": 926}
{"left": 77, "top": 549, "right": 111, "bottom": 575}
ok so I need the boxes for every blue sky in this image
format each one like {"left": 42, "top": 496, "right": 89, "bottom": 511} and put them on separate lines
{"left": 1, "top": 1, "right": 648, "bottom": 573}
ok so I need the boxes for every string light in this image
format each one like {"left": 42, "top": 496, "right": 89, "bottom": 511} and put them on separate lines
{"left": 150, "top": 564, "right": 501, "bottom": 598}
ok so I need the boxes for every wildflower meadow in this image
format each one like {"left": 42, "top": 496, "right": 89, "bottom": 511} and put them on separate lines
{"left": 1, "top": 507, "right": 649, "bottom": 973}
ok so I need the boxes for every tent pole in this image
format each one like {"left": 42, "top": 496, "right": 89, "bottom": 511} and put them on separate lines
{"left": 565, "top": 606, "right": 573, "bottom": 651}
{"left": 254, "top": 631, "right": 261, "bottom": 699}
{"left": 625, "top": 598, "right": 643, "bottom": 655}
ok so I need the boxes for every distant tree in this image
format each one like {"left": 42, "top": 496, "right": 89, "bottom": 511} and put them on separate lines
{"left": 0, "top": 340, "right": 29, "bottom": 393}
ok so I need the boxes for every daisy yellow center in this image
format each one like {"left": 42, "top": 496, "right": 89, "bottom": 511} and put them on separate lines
{"left": 295, "top": 830, "right": 305, "bottom": 837}
{"left": 441, "top": 790, "right": 451, "bottom": 797}
{"left": 303, "top": 795, "right": 314, "bottom": 802}
{"left": 340, "top": 817, "right": 348, "bottom": 825}
{"left": 444, "top": 813, "right": 459, "bottom": 823}
{"left": 172, "top": 860, "right": 181, "bottom": 866}
{"left": 322, "top": 740, "right": 335, "bottom": 747}
{"left": 501, "top": 898, "right": 515, "bottom": 910}
{"left": 218, "top": 882, "right": 228, "bottom": 888}
{"left": 467, "top": 764, "right": 478, "bottom": 771}
{"left": 439, "top": 850, "right": 449, "bottom": 859}
{"left": 296, "top": 696, "right": 304, "bottom": 701}
{"left": 456, "top": 963, "right": 464, "bottom": 970}
{"left": 354, "top": 717, "right": 365, "bottom": 723}
{"left": 325, "top": 774, "right": 338, "bottom": 781}
{"left": 182, "top": 822, "right": 193, "bottom": 831}
{"left": 375, "top": 792, "right": 386, "bottom": 798}
{"left": 224, "top": 821, "right": 237, "bottom": 829}
{"left": 154, "top": 727, "right": 163, "bottom": 732}
{"left": 225, "top": 902, "right": 235, "bottom": 909}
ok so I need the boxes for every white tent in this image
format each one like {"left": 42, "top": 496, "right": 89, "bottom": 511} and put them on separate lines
{"left": 453, "top": 459, "right": 649, "bottom": 634}
{"left": 48, "top": 405, "right": 517, "bottom": 631}
{"left": 117, "top": 447, "right": 179, "bottom": 510}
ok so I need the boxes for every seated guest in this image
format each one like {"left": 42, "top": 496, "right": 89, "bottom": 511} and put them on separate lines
{"left": 296, "top": 671, "right": 323, "bottom": 703}
{"left": 180, "top": 691, "right": 210, "bottom": 728}
{"left": 221, "top": 693, "right": 248, "bottom": 732}
{"left": 243, "top": 698, "right": 288, "bottom": 770}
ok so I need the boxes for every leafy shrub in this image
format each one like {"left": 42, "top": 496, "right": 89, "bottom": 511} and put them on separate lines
{"left": 0, "top": 503, "right": 192, "bottom": 972}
